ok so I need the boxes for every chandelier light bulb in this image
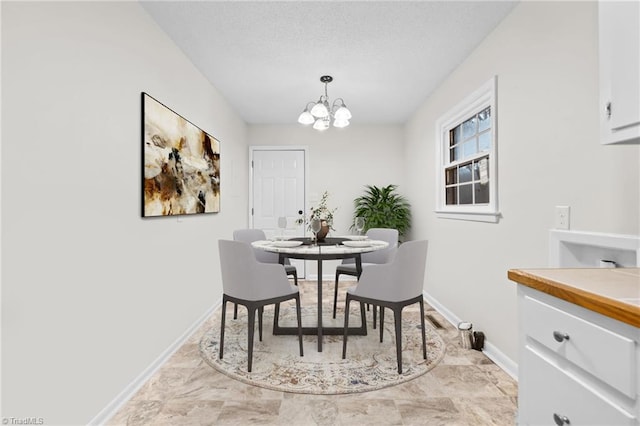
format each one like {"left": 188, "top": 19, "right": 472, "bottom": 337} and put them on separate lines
{"left": 334, "top": 105, "right": 352, "bottom": 120}
{"left": 313, "top": 117, "right": 330, "bottom": 131}
{"left": 310, "top": 100, "right": 329, "bottom": 118}
{"left": 333, "top": 118, "right": 350, "bottom": 128}
{"left": 298, "top": 110, "right": 315, "bottom": 125}
{"left": 298, "top": 75, "right": 352, "bottom": 131}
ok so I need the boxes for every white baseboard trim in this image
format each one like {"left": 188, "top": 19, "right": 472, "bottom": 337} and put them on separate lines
{"left": 423, "top": 290, "right": 518, "bottom": 381}
{"left": 88, "top": 301, "right": 220, "bottom": 425}
{"left": 482, "top": 340, "right": 518, "bottom": 381}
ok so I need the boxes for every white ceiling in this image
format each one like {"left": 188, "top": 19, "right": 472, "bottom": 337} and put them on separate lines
{"left": 140, "top": 1, "right": 518, "bottom": 125}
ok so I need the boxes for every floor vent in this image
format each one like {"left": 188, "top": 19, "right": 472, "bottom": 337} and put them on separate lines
{"left": 426, "top": 314, "right": 444, "bottom": 329}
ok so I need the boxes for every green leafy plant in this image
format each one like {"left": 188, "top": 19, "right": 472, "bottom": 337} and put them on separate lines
{"left": 352, "top": 184, "right": 411, "bottom": 238}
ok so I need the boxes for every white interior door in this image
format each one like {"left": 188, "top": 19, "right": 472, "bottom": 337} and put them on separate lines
{"left": 250, "top": 147, "right": 307, "bottom": 276}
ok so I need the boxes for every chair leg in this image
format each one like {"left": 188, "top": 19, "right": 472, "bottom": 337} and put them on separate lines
{"left": 292, "top": 270, "right": 298, "bottom": 286}
{"left": 379, "top": 306, "right": 385, "bottom": 343}
{"left": 220, "top": 298, "right": 227, "bottom": 360}
{"left": 393, "top": 307, "right": 403, "bottom": 374}
{"left": 419, "top": 299, "right": 427, "bottom": 360}
{"left": 333, "top": 272, "right": 340, "bottom": 319}
{"left": 342, "top": 296, "right": 351, "bottom": 359}
{"left": 233, "top": 303, "right": 238, "bottom": 320}
{"left": 295, "top": 294, "right": 304, "bottom": 356}
{"left": 274, "top": 302, "right": 280, "bottom": 330}
{"left": 258, "top": 306, "right": 264, "bottom": 342}
{"left": 373, "top": 304, "right": 377, "bottom": 329}
{"left": 247, "top": 307, "right": 256, "bottom": 372}
{"left": 359, "top": 301, "right": 366, "bottom": 332}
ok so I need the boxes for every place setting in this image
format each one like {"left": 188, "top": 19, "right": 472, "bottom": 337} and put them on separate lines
{"left": 266, "top": 215, "right": 377, "bottom": 249}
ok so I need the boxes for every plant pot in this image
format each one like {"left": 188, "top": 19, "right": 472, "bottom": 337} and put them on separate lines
{"left": 316, "top": 220, "right": 330, "bottom": 242}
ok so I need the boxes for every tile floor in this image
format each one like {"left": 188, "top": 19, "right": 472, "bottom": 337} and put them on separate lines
{"left": 108, "top": 280, "right": 518, "bottom": 425}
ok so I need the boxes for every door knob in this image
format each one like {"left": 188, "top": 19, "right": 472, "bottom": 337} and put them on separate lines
{"left": 553, "top": 331, "right": 570, "bottom": 342}
{"left": 553, "top": 413, "right": 570, "bottom": 425}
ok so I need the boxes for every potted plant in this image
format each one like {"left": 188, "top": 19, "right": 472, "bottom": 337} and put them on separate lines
{"left": 352, "top": 184, "right": 411, "bottom": 239}
{"left": 303, "top": 190, "right": 337, "bottom": 242}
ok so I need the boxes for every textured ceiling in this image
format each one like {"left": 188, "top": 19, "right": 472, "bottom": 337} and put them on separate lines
{"left": 141, "top": 1, "right": 518, "bottom": 125}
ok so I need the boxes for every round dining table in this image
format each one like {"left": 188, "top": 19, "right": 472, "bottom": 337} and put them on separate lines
{"left": 251, "top": 237, "right": 389, "bottom": 352}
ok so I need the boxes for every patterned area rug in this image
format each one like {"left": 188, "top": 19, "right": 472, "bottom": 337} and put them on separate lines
{"left": 199, "top": 303, "right": 446, "bottom": 394}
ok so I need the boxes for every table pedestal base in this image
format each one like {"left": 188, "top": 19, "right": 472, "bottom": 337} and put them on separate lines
{"left": 273, "top": 301, "right": 368, "bottom": 352}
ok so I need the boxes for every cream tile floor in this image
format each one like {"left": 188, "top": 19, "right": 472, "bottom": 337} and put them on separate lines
{"left": 108, "top": 280, "right": 518, "bottom": 425}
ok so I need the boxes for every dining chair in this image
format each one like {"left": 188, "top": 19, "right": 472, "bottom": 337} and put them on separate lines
{"left": 218, "top": 239, "right": 303, "bottom": 372}
{"left": 332, "top": 228, "right": 399, "bottom": 324}
{"left": 233, "top": 228, "right": 298, "bottom": 319}
{"left": 342, "top": 240, "right": 428, "bottom": 374}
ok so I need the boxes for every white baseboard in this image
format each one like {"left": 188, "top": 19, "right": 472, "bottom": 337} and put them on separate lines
{"left": 88, "top": 301, "right": 220, "bottom": 425}
{"left": 423, "top": 290, "right": 518, "bottom": 381}
{"left": 482, "top": 340, "right": 518, "bottom": 380}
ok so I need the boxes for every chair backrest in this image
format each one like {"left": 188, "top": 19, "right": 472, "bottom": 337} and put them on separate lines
{"left": 354, "top": 228, "right": 398, "bottom": 264}
{"left": 218, "top": 239, "right": 293, "bottom": 300}
{"left": 354, "top": 240, "right": 428, "bottom": 302}
{"left": 341, "top": 228, "right": 398, "bottom": 265}
{"left": 233, "top": 228, "right": 279, "bottom": 264}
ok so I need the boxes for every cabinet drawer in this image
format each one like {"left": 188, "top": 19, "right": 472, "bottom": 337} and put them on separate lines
{"left": 523, "top": 294, "right": 636, "bottom": 398}
{"left": 519, "top": 347, "right": 635, "bottom": 425}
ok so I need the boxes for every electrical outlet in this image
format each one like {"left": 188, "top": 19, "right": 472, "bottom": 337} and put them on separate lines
{"left": 555, "top": 206, "right": 570, "bottom": 230}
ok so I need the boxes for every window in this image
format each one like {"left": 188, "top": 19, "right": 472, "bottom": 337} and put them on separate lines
{"left": 435, "top": 77, "right": 499, "bottom": 222}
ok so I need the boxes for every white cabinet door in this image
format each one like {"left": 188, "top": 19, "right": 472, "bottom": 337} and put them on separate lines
{"left": 519, "top": 347, "right": 636, "bottom": 426}
{"left": 599, "top": 1, "right": 640, "bottom": 144}
{"left": 522, "top": 293, "right": 636, "bottom": 398}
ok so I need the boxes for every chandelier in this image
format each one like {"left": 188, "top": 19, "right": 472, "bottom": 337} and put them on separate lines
{"left": 297, "top": 75, "right": 352, "bottom": 131}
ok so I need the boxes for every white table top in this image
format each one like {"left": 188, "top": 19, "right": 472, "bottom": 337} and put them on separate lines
{"left": 251, "top": 239, "right": 389, "bottom": 255}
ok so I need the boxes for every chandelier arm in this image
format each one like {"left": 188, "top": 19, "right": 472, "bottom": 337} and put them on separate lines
{"left": 331, "top": 98, "right": 345, "bottom": 111}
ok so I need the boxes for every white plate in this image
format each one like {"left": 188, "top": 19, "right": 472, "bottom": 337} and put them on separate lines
{"left": 346, "top": 235, "right": 368, "bottom": 241}
{"left": 342, "top": 240, "right": 372, "bottom": 248}
{"left": 272, "top": 240, "right": 303, "bottom": 248}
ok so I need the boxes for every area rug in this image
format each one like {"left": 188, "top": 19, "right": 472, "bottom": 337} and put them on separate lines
{"left": 199, "top": 303, "right": 446, "bottom": 394}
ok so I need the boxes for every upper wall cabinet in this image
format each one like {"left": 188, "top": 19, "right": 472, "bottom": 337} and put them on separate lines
{"left": 598, "top": 1, "right": 640, "bottom": 145}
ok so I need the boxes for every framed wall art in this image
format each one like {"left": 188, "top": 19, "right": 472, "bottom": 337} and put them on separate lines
{"left": 141, "top": 92, "right": 220, "bottom": 217}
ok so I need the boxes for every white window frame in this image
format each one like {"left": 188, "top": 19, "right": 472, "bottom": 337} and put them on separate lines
{"left": 435, "top": 76, "right": 499, "bottom": 223}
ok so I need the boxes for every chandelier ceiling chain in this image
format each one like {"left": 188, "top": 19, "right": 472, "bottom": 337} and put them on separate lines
{"left": 298, "top": 75, "right": 352, "bottom": 131}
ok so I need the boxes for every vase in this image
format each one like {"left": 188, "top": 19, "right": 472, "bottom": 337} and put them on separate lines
{"left": 316, "top": 220, "right": 330, "bottom": 242}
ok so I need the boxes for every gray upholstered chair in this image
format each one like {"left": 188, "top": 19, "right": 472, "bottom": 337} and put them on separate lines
{"left": 332, "top": 228, "right": 399, "bottom": 324}
{"left": 342, "top": 240, "right": 428, "bottom": 374}
{"left": 233, "top": 228, "right": 298, "bottom": 319}
{"left": 218, "top": 239, "right": 303, "bottom": 372}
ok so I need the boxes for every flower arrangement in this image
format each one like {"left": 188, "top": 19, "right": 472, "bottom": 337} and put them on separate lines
{"left": 299, "top": 190, "right": 337, "bottom": 231}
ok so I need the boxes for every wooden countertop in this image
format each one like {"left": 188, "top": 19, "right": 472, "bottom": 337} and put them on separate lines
{"left": 508, "top": 268, "right": 640, "bottom": 328}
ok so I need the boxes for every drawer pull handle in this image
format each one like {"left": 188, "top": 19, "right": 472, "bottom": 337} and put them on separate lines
{"left": 553, "top": 413, "right": 570, "bottom": 425}
{"left": 553, "top": 331, "right": 570, "bottom": 342}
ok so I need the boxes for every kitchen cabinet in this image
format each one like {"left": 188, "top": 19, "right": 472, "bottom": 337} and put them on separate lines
{"left": 598, "top": 1, "right": 640, "bottom": 145}
{"left": 508, "top": 268, "right": 640, "bottom": 425}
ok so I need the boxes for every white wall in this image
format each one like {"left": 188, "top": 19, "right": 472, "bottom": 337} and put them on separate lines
{"left": 404, "top": 1, "right": 640, "bottom": 366}
{"left": 247, "top": 124, "right": 405, "bottom": 276}
{"left": 2, "top": 2, "right": 248, "bottom": 424}
{"left": 248, "top": 124, "right": 405, "bottom": 234}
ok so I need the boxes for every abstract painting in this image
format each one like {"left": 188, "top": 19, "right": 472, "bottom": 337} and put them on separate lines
{"left": 142, "top": 93, "right": 220, "bottom": 217}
